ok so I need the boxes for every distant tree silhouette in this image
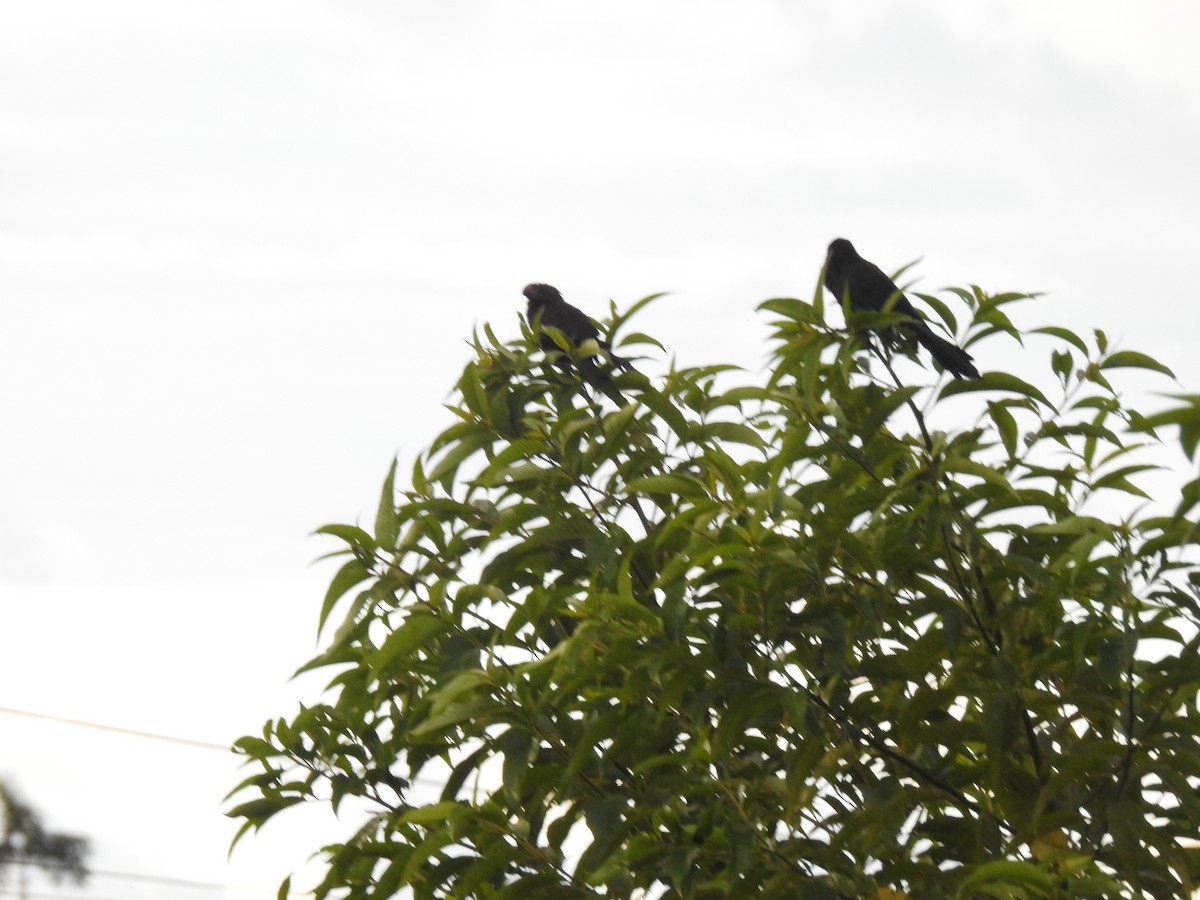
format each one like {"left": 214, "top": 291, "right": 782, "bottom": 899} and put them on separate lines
{"left": 0, "top": 782, "right": 89, "bottom": 892}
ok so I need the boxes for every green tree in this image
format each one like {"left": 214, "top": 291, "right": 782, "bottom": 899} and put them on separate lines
{"left": 229, "top": 277, "right": 1200, "bottom": 899}
{"left": 0, "top": 782, "right": 89, "bottom": 889}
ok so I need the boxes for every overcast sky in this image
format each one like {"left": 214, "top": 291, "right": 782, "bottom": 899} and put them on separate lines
{"left": 2, "top": 2, "right": 1199, "bottom": 897}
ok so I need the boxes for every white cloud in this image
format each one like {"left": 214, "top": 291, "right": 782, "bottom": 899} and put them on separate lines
{"left": 0, "top": 232, "right": 202, "bottom": 269}
{"left": 1, "top": 0, "right": 361, "bottom": 43}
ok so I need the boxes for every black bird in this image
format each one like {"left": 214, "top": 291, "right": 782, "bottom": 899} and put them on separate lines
{"left": 824, "top": 238, "right": 979, "bottom": 379}
{"left": 523, "top": 283, "right": 633, "bottom": 368}
{"left": 522, "top": 282, "right": 633, "bottom": 402}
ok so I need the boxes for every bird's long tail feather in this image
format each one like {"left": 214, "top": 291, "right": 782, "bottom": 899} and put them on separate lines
{"left": 912, "top": 323, "right": 979, "bottom": 379}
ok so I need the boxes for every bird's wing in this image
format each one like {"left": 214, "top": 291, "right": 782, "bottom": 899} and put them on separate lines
{"left": 847, "top": 260, "right": 911, "bottom": 315}
{"left": 554, "top": 304, "right": 602, "bottom": 342}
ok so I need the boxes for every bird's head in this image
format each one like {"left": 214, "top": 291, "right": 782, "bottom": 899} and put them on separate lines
{"left": 522, "top": 283, "right": 563, "bottom": 314}
{"left": 827, "top": 238, "right": 857, "bottom": 261}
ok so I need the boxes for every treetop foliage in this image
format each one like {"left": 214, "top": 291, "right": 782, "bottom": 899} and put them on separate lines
{"left": 229, "top": 271, "right": 1200, "bottom": 900}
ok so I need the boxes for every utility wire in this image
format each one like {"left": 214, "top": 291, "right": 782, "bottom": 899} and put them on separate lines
{"left": 2, "top": 703, "right": 453, "bottom": 894}
{"left": 0, "top": 857, "right": 295, "bottom": 894}
{"left": 3, "top": 893, "right": 265, "bottom": 900}
{"left": 0, "top": 705, "right": 449, "bottom": 788}
{"left": 0, "top": 707, "right": 229, "bottom": 752}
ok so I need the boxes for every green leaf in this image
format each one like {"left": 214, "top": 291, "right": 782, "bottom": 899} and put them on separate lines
{"left": 1031, "top": 325, "right": 1089, "bottom": 354}
{"left": 694, "top": 420, "right": 768, "bottom": 448}
{"left": 375, "top": 457, "right": 399, "bottom": 549}
{"left": 610, "top": 291, "right": 668, "bottom": 335}
{"left": 231, "top": 736, "right": 277, "bottom": 758}
{"left": 625, "top": 473, "right": 710, "bottom": 499}
{"left": 756, "top": 297, "right": 818, "bottom": 321}
{"left": 1091, "top": 464, "right": 1156, "bottom": 498}
{"left": 317, "top": 558, "right": 372, "bottom": 636}
{"left": 369, "top": 612, "right": 445, "bottom": 676}
{"left": 1100, "top": 350, "right": 1175, "bottom": 378}
{"left": 428, "top": 670, "right": 493, "bottom": 717}
{"left": 1051, "top": 348, "right": 1073, "bottom": 383}
{"left": 441, "top": 744, "right": 491, "bottom": 802}
{"left": 956, "top": 860, "right": 1055, "bottom": 895}
{"left": 408, "top": 695, "right": 498, "bottom": 739}
{"left": 1029, "top": 515, "right": 1111, "bottom": 537}
{"left": 939, "top": 371, "right": 1051, "bottom": 407}
{"left": 914, "top": 291, "right": 958, "bottom": 333}
{"left": 399, "top": 800, "right": 465, "bottom": 825}
{"left": 986, "top": 401, "right": 1018, "bottom": 458}
{"left": 226, "top": 794, "right": 303, "bottom": 824}
{"left": 615, "top": 330, "right": 666, "bottom": 352}
{"left": 314, "top": 523, "right": 377, "bottom": 552}
{"left": 426, "top": 433, "right": 492, "bottom": 486}
{"left": 942, "top": 455, "right": 1018, "bottom": 493}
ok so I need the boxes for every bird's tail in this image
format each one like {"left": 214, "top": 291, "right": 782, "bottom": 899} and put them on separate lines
{"left": 577, "top": 363, "right": 628, "bottom": 407}
{"left": 912, "top": 323, "right": 980, "bottom": 379}
{"left": 598, "top": 338, "right": 635, "bottom": 373}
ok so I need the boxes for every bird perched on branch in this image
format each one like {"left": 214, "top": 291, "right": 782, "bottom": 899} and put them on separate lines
{"left": 522, "top": 282, "right": 633, "bottom": 403}
{"left": 824, "top": 238, "right": 979, "bottom": 379}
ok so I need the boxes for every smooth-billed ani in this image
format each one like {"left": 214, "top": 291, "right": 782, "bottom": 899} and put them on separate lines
{"left": 522, "top": 282, "right": 633, "bottom": 403}
{"left": 824, "top": 238, "right": 979, "bottom": 379}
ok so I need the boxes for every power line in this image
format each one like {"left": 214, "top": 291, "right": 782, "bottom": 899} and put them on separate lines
{"left": 7, "top": 893, "right": 299, "bottom": 900}
{"left": 0, "top": 707, "right": 229, "bottom": 752}
{"left": 0, "top": 705, "right": 450, "bottom": 789}
{"left": 3, "top": 893, "right": 251, "bottom": 900}
{"left": 0, "top": 858, "right": 292, "bottom": 895}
